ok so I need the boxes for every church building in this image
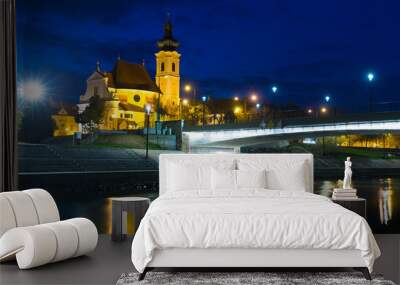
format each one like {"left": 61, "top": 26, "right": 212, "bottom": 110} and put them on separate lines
{"left": 52, "top": 17, "right": 181, "bottom": 136}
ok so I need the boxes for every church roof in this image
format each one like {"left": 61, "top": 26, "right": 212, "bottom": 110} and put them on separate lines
{"left": 157, "top": 16, "right": 179, "bottom": 51}
{"left": 54, "top": 104, "right": 78, "bottom": 116}
{"left": 109, "top": 60, "right": 161, "bottom": 93}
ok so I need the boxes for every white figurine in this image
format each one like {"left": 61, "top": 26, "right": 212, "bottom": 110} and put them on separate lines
{"left": 343, "top": 157, "right": 352, "bottom": 189}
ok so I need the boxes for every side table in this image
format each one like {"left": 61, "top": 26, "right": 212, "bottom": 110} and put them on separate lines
{"left": 332, "top": 197, "right": 366, "bottom": 219}
{"left": 111, "top": 197, "right": 150, "bottom": 242}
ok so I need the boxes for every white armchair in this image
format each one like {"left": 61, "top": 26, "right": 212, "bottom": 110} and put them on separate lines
{"left": 0, "top": 189, "right": 98, "bottom": 269}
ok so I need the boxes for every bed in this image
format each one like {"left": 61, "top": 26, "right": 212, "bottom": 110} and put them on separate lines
{"left": 131, "top": 154, "right": 380, "bottom": 280}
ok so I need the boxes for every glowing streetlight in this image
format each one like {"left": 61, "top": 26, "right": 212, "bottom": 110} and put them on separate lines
{"left": 324, "top": 95, "right": 331, "bottom": 103}
{"left": 256, "top": 103, "right": 261, "bottom": 109}
{"left": 307, "top": 108, "right": 313, "bottom": 114}
{"left": 145, "top": 104, "right": 152, "bottom": 114}
{"left": 201, "top": 96, "right": 207, "bottom": 127}
{"left": 250, "top": 94, "right": 258, "bottom": 102}
{"left": 144, "top": 104, "right": 152, "bottom": 159}
{"left": 271, "top": 85, "right": 279, "bottom": 111}
{"left": 184, "top": 83, "right": 197, "bottom": 101}
{"left": 233, "top": 96, "right": 239, "bottom": 101}
{"left": 321, "top": 107, "right": 327, "bottom": 113}
{"left": 19, "top": 79, "right": 47, "bottom": 103}
{"left": 366, "top": 72, "right": 375, "bottom": 112}
{"left": 180, "top": 99, "right": 189, "bottom": 120}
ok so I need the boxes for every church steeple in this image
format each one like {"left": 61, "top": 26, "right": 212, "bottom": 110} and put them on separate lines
{"left": 96, "top": 60, "right": 101, "bottom": 72}
{"left": 155, "top": 13, "right": 181, "bottom": 117}
{"left": 157, "top": 13, "right": 179, "bottom": 51}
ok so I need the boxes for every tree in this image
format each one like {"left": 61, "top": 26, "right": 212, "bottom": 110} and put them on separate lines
{"left": 78, "top": 95, "right": 105, "bottom": 134}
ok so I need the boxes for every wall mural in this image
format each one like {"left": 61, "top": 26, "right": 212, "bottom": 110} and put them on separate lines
{"left": 17, "top": 0, "right": 399, "bottom": 234}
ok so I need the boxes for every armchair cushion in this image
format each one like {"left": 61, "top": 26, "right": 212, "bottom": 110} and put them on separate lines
{"left": 0, "top": 189, "right": 98, "bottom": 269}
{"left": 0, "top": 218, "right": 98, "bottom": 269}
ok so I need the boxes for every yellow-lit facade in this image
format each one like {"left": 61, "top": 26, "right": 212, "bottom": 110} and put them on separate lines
{"left": 155, "top": 50, "right": 181, "bottom": 117}
{"left": 101, "top": 88, "right": 158, "bottom": 131}
{"left": 335, "top": 134, "right": 400, "bottom": 149}
{"left": 71, "top": 64, "right": 160, "bottom": 132}
{"left": 52, "top": 17, "right": 181, "bottom": 136}
{"left": 52, "top": 108, "right": 79, "bottom": 137}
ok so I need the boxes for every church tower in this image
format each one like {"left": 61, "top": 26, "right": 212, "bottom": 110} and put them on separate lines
{"left": 155, "top": 15, "right": 181, "bottom": 117}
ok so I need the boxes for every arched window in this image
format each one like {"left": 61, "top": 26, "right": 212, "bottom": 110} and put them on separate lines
{"left": 161, "top": 62, "right": 165, "bottom": 72}
{"left": 172, "top": 62, "right": 176, "bottom": 72}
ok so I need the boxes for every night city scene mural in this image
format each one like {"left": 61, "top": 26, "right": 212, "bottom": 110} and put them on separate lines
{"left": 16, "top": 0, "right": 400, "bottom": 235}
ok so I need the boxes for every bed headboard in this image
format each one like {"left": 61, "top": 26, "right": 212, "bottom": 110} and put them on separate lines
{"left": 159, "top": 153, "right": 314, "bottom": 195}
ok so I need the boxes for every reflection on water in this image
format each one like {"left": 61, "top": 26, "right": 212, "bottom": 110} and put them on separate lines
{"left": 56, "top": 177, "right": 399, "bottom": 234}
{"left": 378, "top": 179, "right": 394, "bottom": 225}
{"left": 315, "top": 177, "right": 399, "bottom": 233}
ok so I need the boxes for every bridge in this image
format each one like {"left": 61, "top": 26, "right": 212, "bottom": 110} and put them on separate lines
{"left": 181, "top": 112, "right": 400, "bottom": 152}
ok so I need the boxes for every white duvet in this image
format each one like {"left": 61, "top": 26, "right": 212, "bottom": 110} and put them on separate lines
{"left": 131, "top": 190, "right": 380, "bottom": 273}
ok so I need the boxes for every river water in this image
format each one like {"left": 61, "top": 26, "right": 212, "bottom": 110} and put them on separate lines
{"left": 55, "top": 177, "right": 399, "bottom": 234}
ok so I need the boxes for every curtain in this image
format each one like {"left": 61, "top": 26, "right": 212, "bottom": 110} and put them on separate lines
{"left": 0, "top": 0, "right": 17, "bottom": 192}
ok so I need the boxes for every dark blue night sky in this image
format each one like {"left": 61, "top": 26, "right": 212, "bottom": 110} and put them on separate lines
{"left": 16, "top": 0, "right": 400, "bottom": 113}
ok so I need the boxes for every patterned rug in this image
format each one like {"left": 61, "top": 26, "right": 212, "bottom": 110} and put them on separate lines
{"left": 116, "top": 271, "right": 396, "bottom": 285}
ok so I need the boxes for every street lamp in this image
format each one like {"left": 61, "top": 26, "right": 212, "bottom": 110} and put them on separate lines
{"left": 184, "top": 83, "right": 196, "bottom": 101}
{"left": 256, "top": 103, "right": 261, "bottom": 119}
{"left": 321, "top": 107, "right": 327, "bottom": 114}
{"left": 307, "top": 108, "right": 313, "bottom": 114}
{"left": 367, "top": 72, "right": 374, "bottom": 112}
{"left": 144, "top": 104, "right": 151, "bottom": 159}
{"left": 234, "top": 106, "right": 241, "bottom": 114}
{"left": 180, "top": 98, "right": 189, "bottom": 120}
{"left": 324, "top": 95, "right": 331, "bottom": 103}
{"left": 233, "top": 96, "right": 239, "bottom": 101}
{"left": 270, "top": 85, "right": 279, "bottom": 121}
{"left": 19, "top": 79, "right": 47, "bottom": 103}
{"left": 201, "top": 96, "right": 207, "bottom": 127}
{"left": 243, "top": 93, "right": 258, "bottom": 120}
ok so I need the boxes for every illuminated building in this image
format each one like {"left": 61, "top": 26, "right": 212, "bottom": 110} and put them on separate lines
{"left": 155, "top": 15, "right": 181, "bottom": 117}
{"left": 76, "top": 59, "right": 160, "bottom": 131}
{"left": 53, "top": 17, "right": 181, "bottom": 135}
{"left": 51, "top": 107, "right": 79, "bottom": 137}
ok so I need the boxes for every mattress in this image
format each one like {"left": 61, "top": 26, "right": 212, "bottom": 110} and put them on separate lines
{"left": 131, "top": 190, "right": 380, "bottom": 273}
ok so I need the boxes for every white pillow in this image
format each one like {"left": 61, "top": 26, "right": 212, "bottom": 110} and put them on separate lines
{"left": 167, "top": 162, "right": 211, "bottom": 191}
{"left": 237, "top": 159, "right": 308, "bottom": 191}
{"left": 266, "top": 161, "right": 307, "bottom": 191}
{"left": 236, "top": 169, "right": 267, "bottom": 189}
{"left": 211, "top": 168, "right": 236, "bottom": 191}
